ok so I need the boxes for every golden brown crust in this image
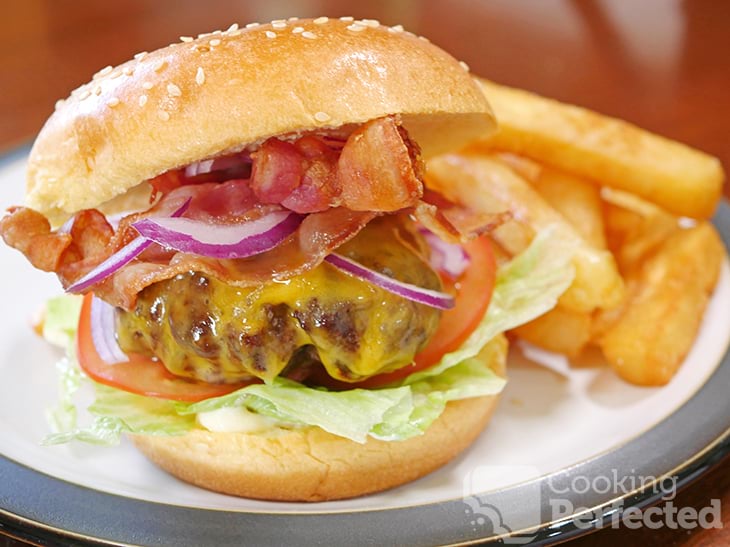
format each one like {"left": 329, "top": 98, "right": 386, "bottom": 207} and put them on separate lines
{"left": 27, "top": 18, "right": 495, "bottom": 223}
{"left": 130, "top": 335, "right": 507, "bottom": 501}
{"left": 132, "top": 395, "right": 498, "bottom": 502}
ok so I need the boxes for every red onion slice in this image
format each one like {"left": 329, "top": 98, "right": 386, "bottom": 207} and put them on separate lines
{"left": 132, "top": 211, "right": 303, "bottom": 259}
{"left": 185, "top": 153, "right": 251, "bottom": 177}
{"left": 324, "top": 253, "right": 455, "bottom": 310}
{"left": 66, "top": 198, "right": 191, "bottom": 293}
{"left": 419, "top": 229, "right": 471, "bottom": 279}
{"left": 90, "top": 295, "right": 127, "bottom": 364}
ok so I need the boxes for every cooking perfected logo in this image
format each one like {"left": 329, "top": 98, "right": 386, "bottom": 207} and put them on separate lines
{"left": 462, "top": 466, "right": 722, "bottom": 542}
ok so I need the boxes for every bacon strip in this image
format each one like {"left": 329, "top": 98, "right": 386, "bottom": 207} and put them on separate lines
{"left": 0, "top": 207, "right": 114, "bottom": 283}
{"left": 337, "top": 117, "right": 423, "bottom": 211}
{"left": 0, "top": 207, "right": 73, "bottom": 271}
{"left": 415, "top": 189, "right": 511, "bottom": 244}
{"left": 57, "top": 210, "right": 116, "bottom": 286}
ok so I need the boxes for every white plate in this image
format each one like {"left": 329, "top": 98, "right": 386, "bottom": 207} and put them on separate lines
{"left": 1, "top": 150, "right": 729, "bottom": 545}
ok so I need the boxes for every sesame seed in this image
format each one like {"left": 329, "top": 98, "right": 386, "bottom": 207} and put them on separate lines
{"left": 180, "top": 36, "right": 193, "bottom": 42}
{"left": 314, "top": 111, "right": 331, "bottom": 122}
{"left": 107, "top": 97, "right": 120, "bottom": 107}
{"left": 196, "top": 67, "right": 205, "bottom": 85}
{"left": 347, "top": 23, "right": 366, "bottom": 32}
{"left": 167, "top": 83, "right": 182, "bottom": 97}
{"left": 55, "top": 99, "right": 65, "bottom": 110}
{"left": 272, "top": 21, "right": 286, "bottom": 29}
{"left": 197, "top": 32, "right": 212, "bottom": 39}
{"left": 314, "top": 16, "right": 328, "bottom": 24}
{"left": 209, "top": 38, "right": 221, "bottom": 46}
{"left": 134, "top": 51, "right": 148, "bottom": 61}
{"left": 459, "top": 61, "right": 470, "bottom": 72}
{"left": 340, "top": 16, "right": 354, "bottom": 22}
{"left": 154, "top": 60, "right": 167, "bottom": 72}
{"left": 158, "top": 110, "right": 170, "bottom": 121}
{"left": 292, "top": 26, "right": 304, "bottom": 34}
{"left": 418, "top": 35, "right": 430, "bottom": 42}
{"left": 99, "top": 65, "right": 113, "bottom": 76}
{"left": 302, "top": 31, "right": 317, "bottom": 39}
{"left": 389, "top": 24, "right": 404, "bottom": 33}
{"left": 110, "top": 71, "right": 122, "bottom": 79}
{"left": 79, "top": 89, "right": 91, "bottom": 100}
{"left": 245, "top": 22, "right": 259, "bottom": 28}
{"left": 227, "top": 23, "right": 239, "bottom": 32}
{"left": 228, "top": 30, "right": 241, "bottom": 37}
{"left": 123, "top": 66, "right": 134, "bottom": 76}
{"left": 360, "top": 19, "right": 380, "bottom": 27}
{"left": 94, "top": 85, "right": 102, "bottom": 95}
{"left": 265, "top": 30, "right": 276, "bottom": 39}
{"left": 139, "top": 95, "right": 148, "bottom": 107}
{"left": 287, "top": 17, "right": 299, "bottom": 22}
{"left": 271, "top": 19, "right": 286, "bottom": 24}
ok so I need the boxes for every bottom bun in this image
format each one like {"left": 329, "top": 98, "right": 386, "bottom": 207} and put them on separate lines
{"left": 131, "top": 336, "right": 507, "bottom": 502}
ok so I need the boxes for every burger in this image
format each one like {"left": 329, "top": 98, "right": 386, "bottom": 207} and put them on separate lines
{"left": 0, "top": 17, "right": 572, "bottom": 501}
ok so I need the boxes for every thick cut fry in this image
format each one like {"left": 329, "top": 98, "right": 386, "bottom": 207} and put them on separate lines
{"left": 598, "top": 223, "right": 724, "bottom": 386}
{"left": 427, "top": 153, "right": 624, "bottom": 313}
{"left": 602, "top": 188, "right": 680, "bottom": 275}
{"left": 473, "top": 79, "right": 724, "bottom": 219}
{"left": 530, "top": 167, "right": 606, "bottom": 249}
{"left": 492, "top": 155, "right": 606, "bottom": 249}
{"left": 513, "top": 305, "right": 592, "bottom": 357}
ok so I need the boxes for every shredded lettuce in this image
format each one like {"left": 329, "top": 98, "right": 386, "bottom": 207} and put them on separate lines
{"left": 42, "top": 230, "right": 574, "bottom": 445}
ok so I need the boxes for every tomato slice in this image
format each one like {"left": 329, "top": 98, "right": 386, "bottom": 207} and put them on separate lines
{"left": 76, "top": 293, "right": 254, "bottom": 402}
{"left": 322, "top": 235, "right": 497, "bottom": 389}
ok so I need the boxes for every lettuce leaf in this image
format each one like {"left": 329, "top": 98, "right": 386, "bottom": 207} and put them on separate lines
{"left": 42, "top": 294, "right": 83, "bottom": 350}
{"left": 45, "top": 384, "right": 197, "bottom": 445}
{"left": 43, "top": 230, "right": 574, "bottom": 445}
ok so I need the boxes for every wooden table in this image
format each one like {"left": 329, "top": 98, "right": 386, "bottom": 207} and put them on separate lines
{"left": 1, "top": 1, "right": 728, "bottom": 545}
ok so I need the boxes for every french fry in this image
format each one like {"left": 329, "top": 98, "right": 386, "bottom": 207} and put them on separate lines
{"left": 602, "top": 196, "right": 680, "bottom": 276}
{"left": 426, "top": 153, "right": 624, "bottom": 313}
{"left": 472, "top": 79, "right": 724, "bottom": 219}
{"left": 492, "top": 155, "right": 607, "bottom": 249}
{"left": 530, "top": 167, "right": 607, "bottom": 250}
{"left": 495, "top": 152, "right": 542, "bottom": 182}
{"left": 513, "top": 305, "right": 592, "bottom": 357}
{"left": 598, "top": 223, "right": 724, "bottom": 386}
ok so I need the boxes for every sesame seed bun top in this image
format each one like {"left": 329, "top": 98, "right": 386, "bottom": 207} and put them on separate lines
{"left": 26, "top": 17, "right": 495, "bottom": 223}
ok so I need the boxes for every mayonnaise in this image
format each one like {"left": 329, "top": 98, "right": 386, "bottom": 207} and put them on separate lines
{"left": 196, "top": 406, "right": 281, "bottom": 433}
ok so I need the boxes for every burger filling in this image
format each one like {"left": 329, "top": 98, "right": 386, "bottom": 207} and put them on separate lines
{"left": 1, "top": 115, "right": 504, "bottom": 388}
{"left": 117, "top": 216, "right": 441, "bottom": 384}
